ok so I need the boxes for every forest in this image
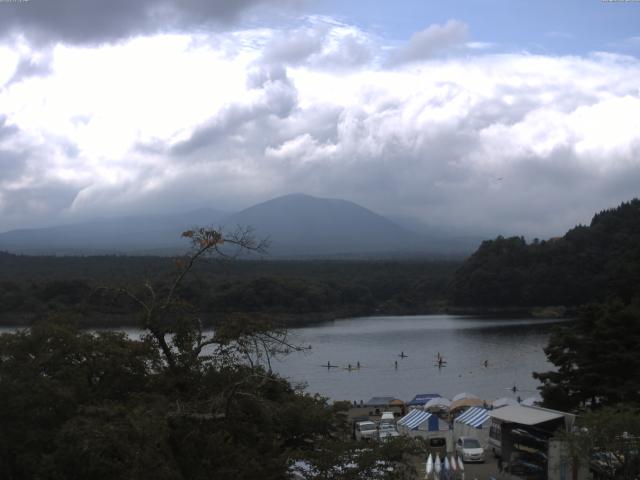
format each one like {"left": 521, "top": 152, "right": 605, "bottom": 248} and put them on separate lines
{"left": 0, "top": 253, "right": 457, "bottom": 327}
{"left": 449, "top": 199, "right": 640, "bottom": 308}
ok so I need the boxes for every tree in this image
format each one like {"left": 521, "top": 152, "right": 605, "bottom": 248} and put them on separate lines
{"left": 534, "top": 299, "right": 640, "bottom": 411}
{"left": 553, "top": 406, "right": 640, "bottom": 480}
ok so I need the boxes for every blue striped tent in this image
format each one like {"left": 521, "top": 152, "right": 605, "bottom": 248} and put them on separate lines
{"left": 397, "top": 409, "right": 439, "bottom": 431}
{"left": 455, "top": 407, "right": 490, "bottom": 428}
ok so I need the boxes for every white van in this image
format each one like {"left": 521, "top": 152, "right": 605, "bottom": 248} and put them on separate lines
{"left": 355, "top": 421, "right": 378, "bottom": 441}
{"left": 378, "top": 412, "right": 399, "bottom": 440}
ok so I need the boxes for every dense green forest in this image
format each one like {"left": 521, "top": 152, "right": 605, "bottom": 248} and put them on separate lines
{"left": 0, "top": 252, "right": 458, "bottom": 327}
{"left": 450, "top": 199, "right": 640, "bottom": 308}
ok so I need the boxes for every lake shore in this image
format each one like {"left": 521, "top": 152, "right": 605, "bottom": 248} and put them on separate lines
{"left": 0, "top": 303, "right": 575, "bottom": 328}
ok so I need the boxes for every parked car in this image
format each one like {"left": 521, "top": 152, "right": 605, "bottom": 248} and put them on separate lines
{"left": 455, "top": 437, "right": 485, "bottom": 463}
{"left": 354, "top": 421, "right": 378, "bottom": 441}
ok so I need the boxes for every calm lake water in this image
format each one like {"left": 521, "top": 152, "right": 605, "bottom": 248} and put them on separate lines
{"left": 271, "top": 315, "right": 565, "bottom": 403}
{"left": 0, "top": 314, "right": 564, "bottom": 404}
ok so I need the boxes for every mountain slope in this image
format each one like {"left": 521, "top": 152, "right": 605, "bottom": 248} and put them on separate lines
{"left": 221, "top": 193, "right": 421, "bottom": 256}
{"left": 0, "top": 209, "right": 226, "bottom": 254}
{"left": 449, "top": 198, "right": 640, "bottom": 307}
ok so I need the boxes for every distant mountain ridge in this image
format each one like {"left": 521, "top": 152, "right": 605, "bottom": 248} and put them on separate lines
{"left": 0, "top": 194, "right": 477, "bottom": 257}
{"left": 0, "top": 209, "right": 227, "bottom": 255}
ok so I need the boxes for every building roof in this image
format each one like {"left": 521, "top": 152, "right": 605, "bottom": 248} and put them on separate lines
{"left": 407, "top": 393, "right": 441, "bottom": 406}
{"left": 455, "top": 407, "right": 490, "bottom": 428}
{"left": 520, "top": 396, "right": 542, "bottom": 407}
{"left": 492, "top": 397, "right": 518, "bottom": 408}
{"left": 488, "top": 405, "right": 564, "bottom": 426}
{"left": 398, "top": 409, "right": 432, "bottom": 430}
{"left": 364, "top": 396, "right": 396, "bottom": 407}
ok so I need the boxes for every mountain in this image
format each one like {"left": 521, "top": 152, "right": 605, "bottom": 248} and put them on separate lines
{"left": 0, "top": 194, "right": 477, "bottom": 257}
{"left": 449, "top": 198, "right": 640, "bottom": 307}
{"left": 221, "top": 193, "right": 425, "bottom": 256}
{"left": 0, "top": 208, "right": 226, "bottom": 254}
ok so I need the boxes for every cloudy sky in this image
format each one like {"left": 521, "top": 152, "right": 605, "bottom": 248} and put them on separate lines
{"left": 1, "top": 0, "right": 639, "bottom": 237}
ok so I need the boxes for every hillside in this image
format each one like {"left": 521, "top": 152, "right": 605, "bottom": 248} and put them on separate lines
{"left": 449, "top": 199, "right": 640, "bottom": 307}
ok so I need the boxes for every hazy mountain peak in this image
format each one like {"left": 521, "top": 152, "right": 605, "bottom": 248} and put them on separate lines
{"left": 0, "top": 195, "right": 478, "bottom": 258}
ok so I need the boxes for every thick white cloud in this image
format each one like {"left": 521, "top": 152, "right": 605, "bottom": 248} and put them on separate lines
{"left": 0, "top": 18, "right": 639, "bottom": 237}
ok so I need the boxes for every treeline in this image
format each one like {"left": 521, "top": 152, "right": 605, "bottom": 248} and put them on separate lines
{"left": 450, "top": 199, "right": 640, "bottom": 307}
{"left": 0, "top": 254, "right": 458, "bottom": 326}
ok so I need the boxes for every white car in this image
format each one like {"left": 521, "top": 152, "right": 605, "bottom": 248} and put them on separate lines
{"left": 354, "top": 421, "right": 378, "bottom": 441}
{"left": 378, "top": 425, "right": 400, "bottom": 441}
{"left": 455, "top": 437, "right": 485, "bottom": 463}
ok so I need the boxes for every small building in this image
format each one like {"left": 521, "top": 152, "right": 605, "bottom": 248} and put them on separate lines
{"left": 364, "top": 396, "right": 404, "bottom": 417}
{"left": 397, "top": 409, "right": 453, "bottom": 452}
{"left": 453, "top": 407, "right": 491, "bottom": 447}
{"left": 492, "top": 397, "right": 518, "bottom": 409}
{"left": 488, "top": 405, "right": 577, "bottom": 480}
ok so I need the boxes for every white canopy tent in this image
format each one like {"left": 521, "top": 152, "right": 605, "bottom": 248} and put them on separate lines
{"left": 424, "top": 397, "right": 451, "bottom": 412}
{"left": 453, "top": 407, "right": 491, "bottom": 447}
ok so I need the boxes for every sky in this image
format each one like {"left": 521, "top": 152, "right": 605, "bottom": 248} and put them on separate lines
{"left": 0, "top": 0, "right": 639, "bottom": 238}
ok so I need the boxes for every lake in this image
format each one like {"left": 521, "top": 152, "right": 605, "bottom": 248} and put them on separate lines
{"left": 271, "top": 314, "right": 565, "bottom": 403}
{"left": 0, "top": 314, "right": 563, "bottom": 404}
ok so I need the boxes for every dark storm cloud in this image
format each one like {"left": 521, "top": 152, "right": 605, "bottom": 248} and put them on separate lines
{"left": 0, "top": 0, "right": 300, "bottom": 45}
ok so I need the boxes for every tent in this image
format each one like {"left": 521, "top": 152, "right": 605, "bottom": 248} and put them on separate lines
{"left": 397, "top": 409, "right": 452, "bottom": 448}
{"left": 398, "top": 410, "right": 439, "bottom": 432}
{"left": 450, "top": 397, "right": 484, "bottom": 413}
{"left": 453, "top": 407, "right": 491, "bottom": 447}
{"left": 407, "top": 393, "right": 441, "bottom": 407}
{"left": 452, "top": 392, "right": 479, "bottom": 402}
{"left": 424, "top": 397, "right": 451, "bottom": 412}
